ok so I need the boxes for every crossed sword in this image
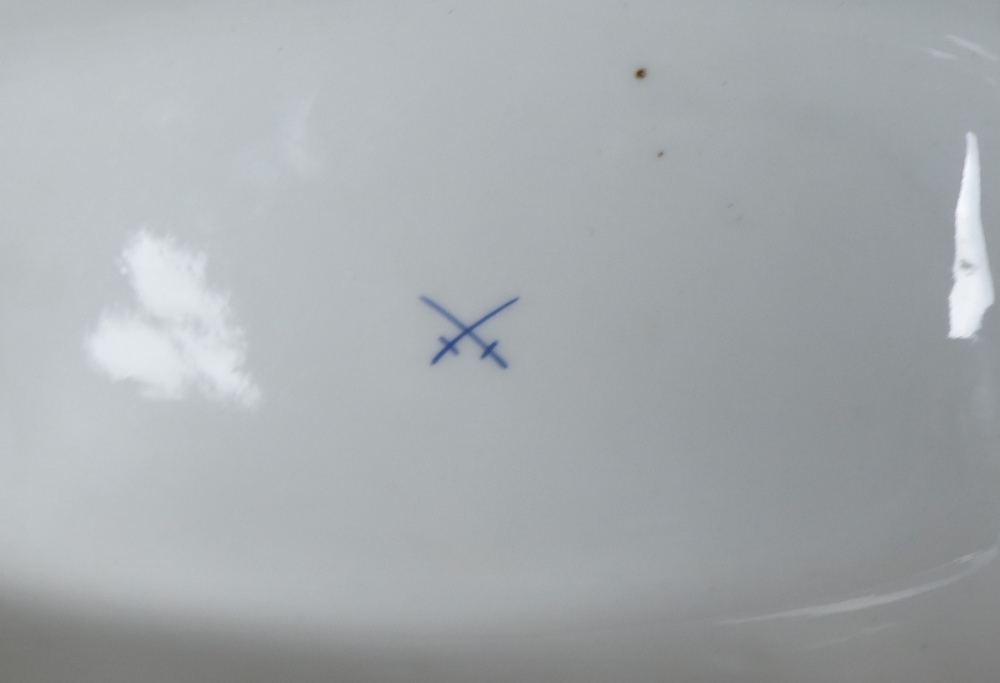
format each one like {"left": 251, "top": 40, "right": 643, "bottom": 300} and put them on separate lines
{"left": 419, "top": 296, "right": 519, "bottom": 369}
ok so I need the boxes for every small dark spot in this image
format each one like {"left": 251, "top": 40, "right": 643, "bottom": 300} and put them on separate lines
{"left": 960, "top": 259, "right": 975, "bottom": 272}
{"left": 657, "top": 150, "right": 664, "bottom": 157}
{"left": 635, "top": 68, "right": 647, "bottom": 79}
{"left": 727, "top": 203, "right": 733, "bottom": 209}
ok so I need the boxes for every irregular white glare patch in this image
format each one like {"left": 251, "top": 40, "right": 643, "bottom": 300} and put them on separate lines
{"left": 86, "top": 231, "right": 261, "bottom": 407}
{"left": 949, "top": 132, "right": 995, "bottom": 340}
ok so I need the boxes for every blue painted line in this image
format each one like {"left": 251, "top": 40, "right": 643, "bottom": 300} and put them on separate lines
{"left": 479, "top": 340, "right": 499, "bottom": 359}
{"left": 419, "top": 296, "right": 518, "bottom": 369}
{"left": 439, "top": 336, "right": 459, "bottom": 355}
{"left": 430, "top": 297, "right": 518, "bottom": 365}
{"left": 420, "top": 296, "right": 509, "bottom": 367}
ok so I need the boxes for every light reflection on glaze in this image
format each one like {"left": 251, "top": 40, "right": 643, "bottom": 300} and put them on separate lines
{"left": 946, "top": 35, "right": 1000, "bottom": 62}
{"left": 85, "top": 230, "right": 261, "bottom": 408}
{"left": 920, "top": 47, "right": 958, "bottom": 61}
{"left": 283, "top": 93, "right": 322, "bottom": 176}
{"left": 720, "top": 536, "right": 999, "bottom": 624}
{"left": 949, "top": 132, "right": 994, "bottom": 340}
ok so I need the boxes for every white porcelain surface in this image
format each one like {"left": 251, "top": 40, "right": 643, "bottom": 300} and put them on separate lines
{"left": 3, "top": 1, "right": 1000, "bottom": 680}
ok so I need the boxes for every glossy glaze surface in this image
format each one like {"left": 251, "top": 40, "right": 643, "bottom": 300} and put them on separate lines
{"left": 3, "top": 1, "right": 1000, "bottom": 680}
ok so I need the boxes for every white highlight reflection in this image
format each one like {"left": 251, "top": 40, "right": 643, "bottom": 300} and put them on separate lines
{"left": 949, "top": 132, "right": 995, "bottom": 340}
{"left": 946, "top": 35, "right": 999, "bottom": 62}
{"left": 720, "top": 536, "right": 999, "bottom": 624}
{"left": 86, "top": 231, "right": 261, "bottom": 408}
{"left": 283, "top": 93, "right": 321, "bottom": 176}
{"left": 920, "top": 48, "right": 958, "bottom": 61}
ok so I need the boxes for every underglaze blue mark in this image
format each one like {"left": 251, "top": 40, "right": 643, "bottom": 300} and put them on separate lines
{"left": 420, "top": 296, "right": 519, "bottom": 369}
{"left": 480, "top": 340, "right": 499, "bottom": 359}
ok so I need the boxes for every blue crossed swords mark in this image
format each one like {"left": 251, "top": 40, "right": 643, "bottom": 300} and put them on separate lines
{"left": 420, "top": 296, "right": 519, "bottom": 369}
